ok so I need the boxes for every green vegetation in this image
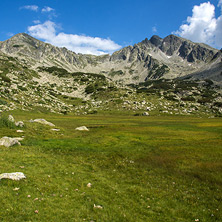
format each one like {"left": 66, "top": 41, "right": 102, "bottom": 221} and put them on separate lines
{"left": 0, "top": 112, "right": 221, "bottom": 221}
{"left": 147, "top": 64, "right": 170, "bottom": 79}
{"left": 0, "top": 115, "right": 16, "bottom": 129}
{"left": 108, "top": 69, "right": 124, "bottom": 77}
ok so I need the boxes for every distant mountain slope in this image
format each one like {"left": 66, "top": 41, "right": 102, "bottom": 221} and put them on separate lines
{"left": 0, "top": 33, "right": 221, "bottom": 83}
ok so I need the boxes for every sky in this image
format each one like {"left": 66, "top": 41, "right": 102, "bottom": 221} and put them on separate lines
{"left": 0, "top": 0, "right": 222, "bottom": 55}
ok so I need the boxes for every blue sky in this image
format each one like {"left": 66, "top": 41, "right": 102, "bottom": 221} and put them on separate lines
{"left": 0, "top": 0, "right": 222, "bottom": 55}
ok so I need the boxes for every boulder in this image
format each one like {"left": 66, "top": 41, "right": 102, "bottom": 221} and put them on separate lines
{"left": 0, "top": 172, "right": 26, "bottom": 181}
{"left": 75, "top": 126, "right": 89, "bottom": 131}
{"left": 15, "top": 121, "right": 24, "bottom": 127}
{"left": 0, "top": 137, "right": 21, "bottom": 147}
{"left": 8, "top": 115, "right": 15, "bottom": 122}
{"left": 142, "top": 112, "right": 149, "bottom": 116}
{"left": 51, "top": 128, "right": 60, "bottom": 131}
{"left": 16, "top": 130, "right": 24, "bottom": 133}
{"left": 32, "top": 119, "right": 55, "bottom": 127}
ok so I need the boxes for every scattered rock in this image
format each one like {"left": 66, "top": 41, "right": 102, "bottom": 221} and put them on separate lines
{"left": 142, "top": 112, "right": 149, "bottom": 116}
{"left": 15, "top": 121, "right": 24, "bottom": 127}
{"left": 93, "top": 204, "right": 103, "bottom": 209}
{"left": 75, "top": 126, "right": 89, "bottom": 131}
{"left": 32, "top": 119, "right": 55, "bottom": 127}
{"left": 51, "top": 128, "right": 60, "bottom": 131}
{"left": 13, "top": 187, "right": 20, "bottom": 191}
{"left": 0, "top": 137, "right": 21, "bottom": 147}
{"left": 16, "top": 130, "right": 24, "bottom": 133}
{"left": 8, "top": 115, "right": 15, "bottom": 122}
{"left": 0, "top": 172, "right": 26, "bottom": 181}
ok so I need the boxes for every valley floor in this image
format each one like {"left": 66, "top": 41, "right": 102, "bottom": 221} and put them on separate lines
{"left": 0, "top": 112, "right": 222, "bottom": 221}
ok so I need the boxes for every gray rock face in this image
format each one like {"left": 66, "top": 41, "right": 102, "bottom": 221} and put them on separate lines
{"left": 0, "top": 136, "right": 21, "bottom": 147}
{"left": 149, "top": 35, "right": 163, "bottom": 47}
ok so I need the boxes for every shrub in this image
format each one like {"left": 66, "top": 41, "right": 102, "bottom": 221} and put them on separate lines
{"left": 85, "top": 84, "right": 95, "bottom": 94}
{"left": 0, "top": 99, "right": 7, "bottom": 105}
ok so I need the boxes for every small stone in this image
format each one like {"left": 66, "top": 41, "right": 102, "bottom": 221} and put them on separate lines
{"left": 51, "top": 128, "right": 60, "bottom": 131}
{"left": 93, "top": 204, "right": 103, "bottom": 209}
{"left": 87, "top": 183, "right": 92, "bottom": 188}
{"left": 16, "top": 130, "right": 24, "bottom": 133}
{"left": 75, "top": 126, "right": 89, "bottom": 131}
{"left": 13, "top": 187, "right": 20, "bottom": 191}
{"left": 8, "top": 115, "right": 15, "bottom": 122}
{"left": 15, "top": 121, "right": 24, "bottom": 127}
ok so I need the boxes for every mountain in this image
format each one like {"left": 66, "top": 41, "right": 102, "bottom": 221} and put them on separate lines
{"left": 0, "top": 33, "right": 221, "bottom": 83}
{"left": 0, "top": 33, "right": 222, "bottom": 116}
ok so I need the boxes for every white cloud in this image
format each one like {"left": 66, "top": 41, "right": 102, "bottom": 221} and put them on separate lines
{"left": 152, "top": 26, "right": 157, "bottom": 33}
{"left": 42, "top": 6, "right": 54, "bottom": 13}
{"left": 174, "top": 1, "right": 222, "bottom": 48}
{"left": 20, "top": 5, "right": 39, "bottom": 12}
{"left": 28, "top": 21, "right": 121, "bottom": 55}
{"left": 7, "top": 32, "right": 14, "bottom": 37}
{"left": 33, "top": 20, "right": 41, "bottom": 24}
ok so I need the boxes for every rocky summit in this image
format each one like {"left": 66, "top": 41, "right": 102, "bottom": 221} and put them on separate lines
{"left": 0, "top": 33, "right": 221, "bottom": 116}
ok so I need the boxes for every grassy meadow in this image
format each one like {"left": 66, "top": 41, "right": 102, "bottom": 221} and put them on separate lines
{"left": 0, "top": 111, "right": 222, "bottom": 221}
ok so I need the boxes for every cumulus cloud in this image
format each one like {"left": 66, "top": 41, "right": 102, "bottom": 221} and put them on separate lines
{"left": 174, "top": 1, "right": 222, "bottom": 48}
{"left": 42, "top": 6, "right": 54, "bottom": 13}
{"left": 28, "top": 21, "right": 121, "bottom": 55}
{"left": 20, "top": 5, "right": 39, "bottom": 12}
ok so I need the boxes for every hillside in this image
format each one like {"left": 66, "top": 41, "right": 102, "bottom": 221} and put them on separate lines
{"left": 0, "top": 33, "right": 221, "bottom": 116}
{"left": 0, "top": 33, "right": 221, "bottom": 83}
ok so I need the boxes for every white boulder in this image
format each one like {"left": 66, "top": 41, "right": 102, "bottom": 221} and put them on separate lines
{"left": 8, "top": 115, "right": 15, "bottom": 122}
{"left": 15, "top": 121, "right": 24, "bottom": 127}
{"left": 0, "top": 172, "right": 26, "bottom": 181}
{"left": 0, "top": 137, "right": 21, "bottom": 147}
{"left": 32, "top": 119, "right": 55, "bottom": 127}
{"left": 75, "top": 126, "right": 89, "bottom": 131}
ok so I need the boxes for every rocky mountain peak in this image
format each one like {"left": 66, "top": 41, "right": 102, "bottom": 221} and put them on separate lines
{"left": 149, "top": 35, "right": 163, "bottom": 47}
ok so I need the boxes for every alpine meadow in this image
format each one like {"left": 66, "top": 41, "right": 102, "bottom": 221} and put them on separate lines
{"left": 0, "top": 0, "right": 222, "bottom": 221}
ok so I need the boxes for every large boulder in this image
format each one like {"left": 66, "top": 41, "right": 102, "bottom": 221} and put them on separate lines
{"left": 32, "top": 119, "right": 55, "bottom": 127}
{"left": 75, "top": 126, "right": 89, "bottom": 131}
{"left": 0, "top": 137, "right": 21, "bottom": 147}
{"left": 0, "top": 172, "right": 26, "bottom": 181}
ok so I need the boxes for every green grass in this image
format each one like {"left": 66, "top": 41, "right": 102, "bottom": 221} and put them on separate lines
{"left": 0, "top": 112, "right": 222, "bottom": 221}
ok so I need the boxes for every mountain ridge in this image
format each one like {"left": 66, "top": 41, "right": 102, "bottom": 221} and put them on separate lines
{"left": 0, "top": 33, "right": 221, "bottom": 84}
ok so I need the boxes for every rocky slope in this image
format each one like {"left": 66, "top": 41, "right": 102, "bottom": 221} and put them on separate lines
{"left": 0, "top": 33, "right": 221, "bottom": 83}
{"left": 0, "top": 33, "right": 221, "bottom": 116}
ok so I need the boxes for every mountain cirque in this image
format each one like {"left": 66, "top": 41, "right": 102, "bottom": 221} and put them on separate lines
{"left": 0, "top": 33, "right": 221, "bottom": 116}
{"left": 0, "top": 33, "right": 221, "bottom": 83}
